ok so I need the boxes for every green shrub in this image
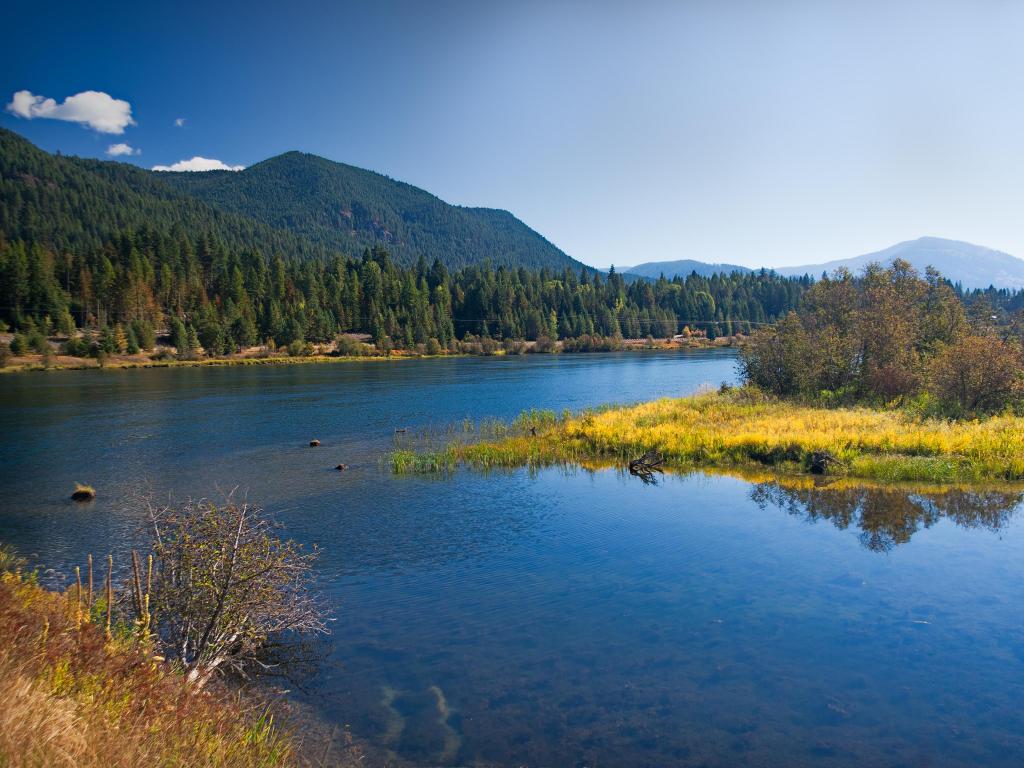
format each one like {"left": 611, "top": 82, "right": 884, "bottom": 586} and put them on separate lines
{"left": 62, "top": 336, "right": 91, "bottom": 357}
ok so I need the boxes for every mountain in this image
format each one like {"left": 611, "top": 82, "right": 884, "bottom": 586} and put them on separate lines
{"left": 0, "top": 127, "right": 582, "bottom": 272}
{"left": 775, "top": 237, "right": 1024, "bottom": 289}
{"left": 151, "top": 150, "right": 580, "bottom": 271}
{"left": 621, "top": 259, "right": 752, "bottom": 280}
{"left": 0, "top": 127, "right": 327, "bottom": 259}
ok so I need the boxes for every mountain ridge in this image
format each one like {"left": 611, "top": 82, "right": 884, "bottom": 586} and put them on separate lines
{"left": 154, "top": 148, "right": 582, "bottom": 271}
{"left": 0, "top": 127, "right": 583, "bottom": 272}
{"left": 619, "top": 237, "right": 1024, "bottom": 289}
{"left": 621, "top": 259, "right": 752, "bottom": 280}
{"left": 774, "top": 237, "right": 1024, "bottom": 289}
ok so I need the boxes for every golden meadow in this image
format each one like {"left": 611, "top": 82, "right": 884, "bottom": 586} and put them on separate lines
{"left": 389, "top": 389, "right": 1024, "bottom": 484}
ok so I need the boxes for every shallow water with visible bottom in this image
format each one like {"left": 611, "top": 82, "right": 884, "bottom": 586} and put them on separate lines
{"left": 1, "top": 350, "right": 1022, "bottom": 767}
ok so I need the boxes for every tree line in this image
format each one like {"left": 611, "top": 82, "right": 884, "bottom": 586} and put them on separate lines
{"left": 0, "top": 227, "right": 807, "bottom": 355}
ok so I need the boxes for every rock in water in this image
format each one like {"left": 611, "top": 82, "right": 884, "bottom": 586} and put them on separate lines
{"left": 71, "top": 484, "right": 96, "bottom": 501}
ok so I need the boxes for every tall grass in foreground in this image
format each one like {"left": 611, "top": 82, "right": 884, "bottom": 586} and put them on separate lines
{"left": 0, "top": 568, "right": 295, "bottom": 768}
{"left": 389, "top": 389, "right": 1024, "bottom": 483}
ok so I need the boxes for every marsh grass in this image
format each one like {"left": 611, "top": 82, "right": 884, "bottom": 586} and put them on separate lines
{"left": 389, "top": 389, "right": 1024, "bottom": 483}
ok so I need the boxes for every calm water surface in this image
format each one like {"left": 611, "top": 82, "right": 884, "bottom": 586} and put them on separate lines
{"left": 1, "top": 350, "right": 1023, "bottom": 767}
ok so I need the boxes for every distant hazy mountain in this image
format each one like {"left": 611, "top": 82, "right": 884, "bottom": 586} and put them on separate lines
{"left": 775, "top": 237, "right": 1024, "bottom": 289}
{"left": 621, "top": 259, "right": 752, "bottom": 280}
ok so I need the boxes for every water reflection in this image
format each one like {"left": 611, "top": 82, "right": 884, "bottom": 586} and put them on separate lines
{"left": 752, "top": 481, "right": 1024, "bottom": 552}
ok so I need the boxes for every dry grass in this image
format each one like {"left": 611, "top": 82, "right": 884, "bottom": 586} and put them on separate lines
{"left": 0, "top": 571, "right": 295, "bottom": 768}
{"left": 391, "top": 389, "right": 1024, "bottom": 483}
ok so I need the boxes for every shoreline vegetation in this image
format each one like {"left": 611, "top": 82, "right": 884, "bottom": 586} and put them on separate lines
{"left": 0, "top": 498, "right": 358, "bottom": 768}
{"left": 387, "top": 259, "right": 1024, "bottom": 485}
{"left": 0, "top": 560, "right": 296, "bottom": 767}
{"left": 0, "top": 332, "right": 742, "bottom": 374}
{"left": 389, "top": 388, "right": 1024, "bottom": 484}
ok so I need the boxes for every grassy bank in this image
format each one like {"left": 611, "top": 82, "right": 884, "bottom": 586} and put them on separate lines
{"left": 0, "top": 334, "right": 739, "bottom": 374}
{"left": 0, "top": 564, "right": 296, "bottom": 767}
{"left": 390, "top": 389, "right": 1024, "bottom": 483}
{"left": 0, "top": 352, "right": 445, "bottom": 374}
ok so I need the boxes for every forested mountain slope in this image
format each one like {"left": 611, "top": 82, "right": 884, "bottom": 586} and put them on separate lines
{"left": 1, "top": 129, "right": 581, "bottom": 271}
{"left": 153, "top": 150, "right": 582, "bottom": 270}
{"left": 0, "top": 126, "right": 809, "bottom": 351}
{"left": 0, "top": 128, "right": 327, "bottom": 260}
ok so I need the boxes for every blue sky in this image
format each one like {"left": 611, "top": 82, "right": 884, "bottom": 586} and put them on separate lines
{"left": 4, "top": 0, "right": 1024, "bottom": 269}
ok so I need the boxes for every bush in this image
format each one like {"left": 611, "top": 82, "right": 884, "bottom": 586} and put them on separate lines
{"left": 8, "top": 334, "right": 27, "bottom": 356}
{"left": 335, "top": 335, "right": 369, "bottom": 357}
{"left": 286, "top": 339, "right": 313, "bottom": 357}
{"left": 0, "top": 343, "right": 9, "bottom": 368}
{"left": 531, "top": 336, "right": 558, "bottom": 354}
{"left": 425, "top": 337, "right": 443, "bottom": 356}
{"left": 62, "top": 336, "right": 91, "bottom": 357}
{"left": 30, "top": 331, "right": 50, "bottom": 354}
{"left": 928, "top": 335, "right": 1023, "bottom": 416}
{"left": 146, "top": 498, "right": 326, "bottom": 685}
{"left": 561, "top": 334, "right": 624, "bottom": 353}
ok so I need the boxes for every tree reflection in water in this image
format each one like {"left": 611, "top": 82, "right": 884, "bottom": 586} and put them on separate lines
{"left": 750, "top": 482, "right": 1024, "bottom": 552}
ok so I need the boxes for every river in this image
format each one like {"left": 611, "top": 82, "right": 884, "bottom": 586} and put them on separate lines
{"left": 1, "top": 350, "right": 1022, "bottom": 766}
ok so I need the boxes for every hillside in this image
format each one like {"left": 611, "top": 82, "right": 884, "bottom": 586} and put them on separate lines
{"left": 0, "top": 128, "right": 327, "bottom": 260}
{"left": 0, "top": 128, "right": 582, "bottom": 271}
{"left": 622, "top": 259, "right": 752, "bottom": 280}
{"left": 776, "top": 237, "right": 1024, "bottom": 289}
{"left": 155, "top": 150, "right": 581, "bottom": 270}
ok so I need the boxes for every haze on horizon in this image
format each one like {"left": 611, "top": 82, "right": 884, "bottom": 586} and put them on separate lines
{"left": 3, "top": 0, "right": 1022, "bottom": 271}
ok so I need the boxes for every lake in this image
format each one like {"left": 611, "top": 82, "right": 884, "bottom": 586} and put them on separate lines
{"left": 2, "top": 350, "right": 1023, "bottom": 767}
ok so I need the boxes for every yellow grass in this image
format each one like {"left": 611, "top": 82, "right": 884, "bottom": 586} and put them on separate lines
{"left": 393, "top": 390, "right": 1024, "bottom": 483}
{"left": 0, "top": 571, "right": 296, "bottom": 768}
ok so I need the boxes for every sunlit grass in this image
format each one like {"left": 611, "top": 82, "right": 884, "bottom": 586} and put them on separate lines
{"left": 390, "top": 389, "right": 1024, "bottom": 483}
{"left": 0, "top": 568, "right": 297, "bottom": 767}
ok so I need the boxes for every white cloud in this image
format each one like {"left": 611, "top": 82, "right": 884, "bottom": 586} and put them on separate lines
{"left": 6, "top": 89, "right": 135, "bottom": 134}
{"left": 106, "top": 142, "right": 140, "bottom": 157}
{"left": 174, "top": 117, "right": 186, "bottom": 127}
{"left": 152, "top": 156, "right": 245, "bottom": 172}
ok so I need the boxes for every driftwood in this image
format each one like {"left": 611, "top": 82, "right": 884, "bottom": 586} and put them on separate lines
{"left": 629, "top": 450, "right": 665, "bottom": 483}
{"left": 809, "top": 451, "right": 844, "bottom": 475}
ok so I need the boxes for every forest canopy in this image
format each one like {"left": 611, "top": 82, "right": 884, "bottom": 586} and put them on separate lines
{"left": 0, "top": 229, "right": 806, "bottom": 352}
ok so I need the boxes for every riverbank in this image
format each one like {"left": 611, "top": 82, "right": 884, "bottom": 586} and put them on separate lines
{"left": 0, "top": 334, "right": 742, "bottom": 374}
{"left": 0, "top": 561, "right": 301, "bottom": 767}
{"left": 390, "top": 388, "right": 1024, "bottom": 483}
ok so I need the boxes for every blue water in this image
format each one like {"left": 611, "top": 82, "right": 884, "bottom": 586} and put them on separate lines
{"left": 1, "top": 350, "right": 1023, "bottom": 767}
